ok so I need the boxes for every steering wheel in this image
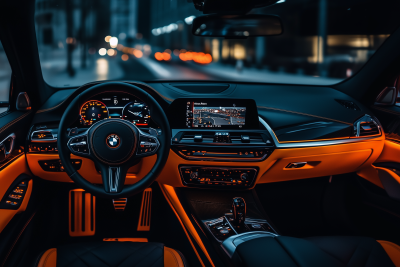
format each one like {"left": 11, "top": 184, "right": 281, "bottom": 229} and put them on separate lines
{"left": 57, "top": 82, "right": 171, "bottom": 198}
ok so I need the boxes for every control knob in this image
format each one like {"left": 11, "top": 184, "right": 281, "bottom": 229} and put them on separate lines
{"left": 190, "top": 171, "right": 199, "bottom": 180}
{"left": 240, "top": 172, "right": 248, "bottom": 181}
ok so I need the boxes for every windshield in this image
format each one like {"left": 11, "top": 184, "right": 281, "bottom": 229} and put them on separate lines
{"left": 35, "top": 0, "right": 400, "bottom": 87}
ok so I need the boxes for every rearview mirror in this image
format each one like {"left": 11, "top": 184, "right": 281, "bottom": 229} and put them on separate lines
{"left": 192, "top": 14, "right": 283, "bottom": 38}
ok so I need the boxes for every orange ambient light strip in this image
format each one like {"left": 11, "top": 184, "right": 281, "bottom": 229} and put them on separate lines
{"left": 160, "top": 183, "right": 215, "bottom": 267}
{"left": 103, "top": 238, "right": 148, "bottom": 242}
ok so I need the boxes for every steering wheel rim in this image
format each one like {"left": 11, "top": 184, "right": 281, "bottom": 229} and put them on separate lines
{"left": 57, "top": 82, "right": 171, "bottom": 198}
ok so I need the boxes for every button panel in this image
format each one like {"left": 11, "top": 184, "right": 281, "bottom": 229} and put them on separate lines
{"left": 179, "top": 166, "right": 257, "bottom": 188}
{"left": 38, "top": 159, "right": 82, "bottom": 172}
{"left": 214, "top": 132, "right": 231, "bottom": 143}
{"left": 68, "top": 135, "right": 89, "bottom": 154}
{"left": 137, "top": 135, "right": 158, "bottom": 155}
{"left": 29, "top": 143, "right": 58, "bottom": 153}
{"left": 205, "top": 217, "right": 236, "bottom": 241}
{"left": 0, "top": 179, "right": 29, "bottom": 210}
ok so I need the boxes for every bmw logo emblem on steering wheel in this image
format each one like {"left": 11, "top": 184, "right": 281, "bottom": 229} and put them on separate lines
{"left": 106, "top": 134, "right": 121, "bottom": 149}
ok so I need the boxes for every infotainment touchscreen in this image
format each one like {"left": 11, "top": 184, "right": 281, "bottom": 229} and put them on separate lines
{"left": 186, "top": 101, "right": 246, "bottom": 128}
{"left": 168, "top": 98, "right": 258, "bottom": 129}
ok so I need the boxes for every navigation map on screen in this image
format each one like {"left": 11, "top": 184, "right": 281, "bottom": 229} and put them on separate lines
{"left": 186, "top": 101, "right": 246, "bottom": 128}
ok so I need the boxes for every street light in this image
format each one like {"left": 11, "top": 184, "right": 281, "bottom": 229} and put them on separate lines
{"left": 184, "top": 16, "right": 196, "bottom": 25}
{"left": 109, "top": 37, "right": 118, "bottom": 48}
{"left": 99, "top": 48, "right": 107, "bottom": 56}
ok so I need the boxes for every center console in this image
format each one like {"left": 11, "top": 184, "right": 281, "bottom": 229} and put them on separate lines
{"left": 203, "top": 197, "right": 277, "bottom": 243}
{"left": 168, "top": 98, "right": 275, "bottom": 189}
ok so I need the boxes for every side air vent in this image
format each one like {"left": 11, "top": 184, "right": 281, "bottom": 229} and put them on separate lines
{"left": 169, "top": 83, "right": 230, "bottom": 94}
{"left": 359, "top": 122, "right": 380, "bottom": 136}
{"left": 335, "top": 99, "right": 361, "bottom": 111}
{"left": 181, "top": 132, "right": 215, "bottom": 143}
{"left": 353, "top": 115, "right": 381, "bottom": 137}
{"left": 176, "top": 131, "right": 270, "bottom": 145}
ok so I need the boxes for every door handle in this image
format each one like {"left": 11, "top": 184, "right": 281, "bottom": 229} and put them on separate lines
{"left": 0, "top": 133, "right": 16, "bottom": 163}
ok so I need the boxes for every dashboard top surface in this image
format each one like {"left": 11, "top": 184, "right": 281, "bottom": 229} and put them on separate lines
{"left": 34, "top": 81, "right": 369, "bottom": 129}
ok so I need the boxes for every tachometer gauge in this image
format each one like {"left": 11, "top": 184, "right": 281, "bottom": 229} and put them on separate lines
{"left": 80, "top": 100, "right": 109, "bottom": 126}
{"left": 122, "top": 102, "right": 150, "bottom": 126}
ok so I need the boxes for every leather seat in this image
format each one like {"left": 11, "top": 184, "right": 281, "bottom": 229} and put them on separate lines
{"left": 232, "top": 235, "right": 400, "bottom": 267}
{"left": 36, "top": 242, "right": 187, "bottom": 267}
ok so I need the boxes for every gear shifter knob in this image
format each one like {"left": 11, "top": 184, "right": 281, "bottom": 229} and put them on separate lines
{"left": 232, "top": 197, "right": 246, "bottom": 225}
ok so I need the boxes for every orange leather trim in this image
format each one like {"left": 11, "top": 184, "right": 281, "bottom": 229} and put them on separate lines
{"left": 103, "top": 238, "right": 148, "bottom": 242}
{"left": 378, "top": 240, "right": 400, "bottom": 267}
{"left": 37, "top": 248, "right": 57, "bottom": 267}
{"left": 28, "top": 137, "right": 383, "bottom": 187}
{"left": 156, "top": 139, "right": 383, "bottom": 187}
{"left": 262, "top": 149, "right": 372, "bottom": 183}
{"left": 26, "top": 153, "right": 156, "bottom": 183}
{"left": 376, "top": 140, "right": 400, "bottom": 164}
{"left": 357, "top": 165, "right": 383, "bottom": 188}
{"left": 0, "top": 155, "right": 32, "bottom": 234}
{"left": 165, "top": 247, "right": 185, "bottom": 267}
{"left": 69, "top": 189, "right": 95, "bottom": 237}
{"left": 160, "top": 183, "right": 214, "bottom": 267}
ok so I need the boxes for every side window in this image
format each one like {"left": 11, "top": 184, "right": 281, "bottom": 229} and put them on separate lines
{"left": 0, "top": 40, "right": 11, "bottom": 114}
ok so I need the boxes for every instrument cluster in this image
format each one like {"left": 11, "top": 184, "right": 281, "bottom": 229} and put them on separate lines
{"left": 79, "top": 94, "right": 150, "bottom": 127}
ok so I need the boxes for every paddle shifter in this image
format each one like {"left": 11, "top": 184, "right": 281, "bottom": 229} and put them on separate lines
{"left": 232, "top": 197, "right": 246, "bottom": 225}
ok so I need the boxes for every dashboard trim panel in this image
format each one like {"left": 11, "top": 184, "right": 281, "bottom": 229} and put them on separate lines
{"left": 259, "top": 116, "right": 384, "bottom": 149}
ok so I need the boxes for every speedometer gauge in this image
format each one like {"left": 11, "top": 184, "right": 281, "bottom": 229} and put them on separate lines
{"left": 80, "top": 100, "right": 109, "bottom": 126}
{"left": 122, "top": 102, "right": 150, "bottom": 126}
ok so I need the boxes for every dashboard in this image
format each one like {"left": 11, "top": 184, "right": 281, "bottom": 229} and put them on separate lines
{"left": 78, "top": 93, "right": 150, "bottom": 127}
{"left": 26, "top": 81, "right": 386, "bottom": 189}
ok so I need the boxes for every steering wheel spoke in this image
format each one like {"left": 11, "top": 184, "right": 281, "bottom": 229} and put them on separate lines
{"left": 136, "top": 128, "right": 160, "bottom": 158}
{"left": 99, "top": 163, "right": 128, "bottom": 193}
{"left": 67, "top": 130, "right": 90, "bottom": 158}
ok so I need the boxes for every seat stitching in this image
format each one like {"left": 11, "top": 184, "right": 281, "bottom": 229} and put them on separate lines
{"left": 360, "top": 245, "right": 374, "bottom": 267}
{"left": 308, "top": 241, "right": 347, "bottom": 265}
{"left": 275, "top": 238, "right": 301, "bottom": 267}
{"left": 114, "top": 244, "right": 157, "bottom": 266}
{"left": 62, "top": 244, "right": 106, "bottom": 267}
{"left": 344, "top": 242, "right": 360, "bottom": 265}
{"left": 69, "top": 249, "right": 92, "bottom": 267}
{"left": 117, "top": 246, "right": 159, "bottom": 267}
{"left": 85, "top": 248, "right": 116, "bottom": 267}
{"left": 166, "top": 249, "right": 179, "bottom": 267}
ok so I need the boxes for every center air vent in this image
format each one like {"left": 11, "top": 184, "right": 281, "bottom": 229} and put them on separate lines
{"left": 31, "top": 130, "right": 57, "bottom": 142}
{"left": 169, "top": 84, "right": 230, "bottom": 94}
{"left": 174, "top": 131, "right": 270, "bottom": 145}
{"left": 353, "top": 115, "right": 381, "bottom": 137}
